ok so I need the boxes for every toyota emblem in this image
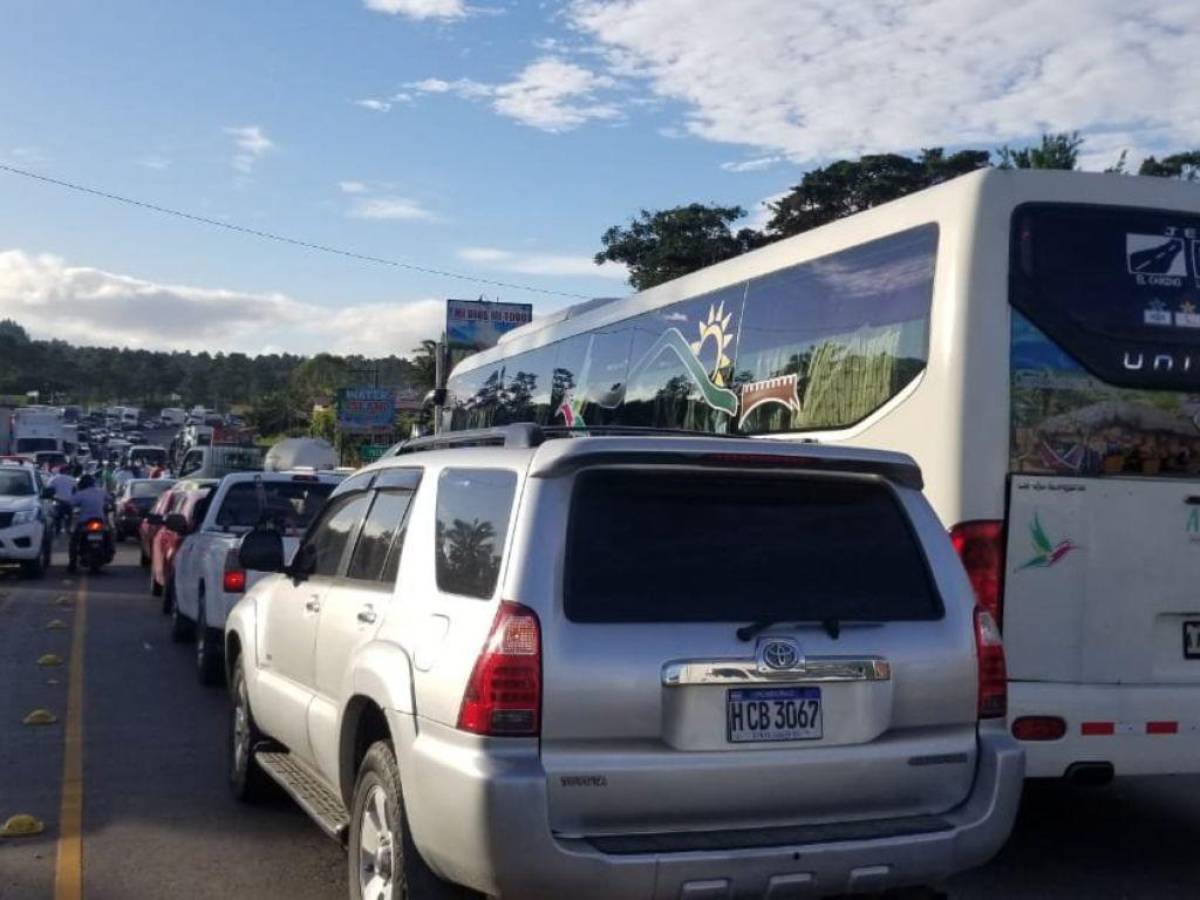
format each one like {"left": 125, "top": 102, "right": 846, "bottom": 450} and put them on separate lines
{"left": 760, "top": 639, "right": 800, "bottom": 671}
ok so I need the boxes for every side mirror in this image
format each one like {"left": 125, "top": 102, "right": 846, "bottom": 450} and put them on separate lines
{"left": 164, "top": 513, "right": 189, "bottom": 535}
{"left": 289, "top": 542, "right": 317, "bottom": 582}
{"left": 239, "top": 529, "right": 285, "bottom": 574}
{"left": 145, "top": 513, "right": 164, "bottom": 526}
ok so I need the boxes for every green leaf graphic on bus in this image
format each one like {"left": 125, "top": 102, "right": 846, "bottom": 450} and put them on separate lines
{"left": 1018, "top": 513, "right": 1078, "bottom": 570}
{"left": 625, "top": 328, "right": 740, "bottom": 418}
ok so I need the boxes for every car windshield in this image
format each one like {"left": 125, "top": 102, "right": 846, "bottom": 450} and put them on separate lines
{"left": 0, "top": 470, "right": 35, "bottom": 497}
{"left": 214, "top": 480, "right": 336, "bottom": 533}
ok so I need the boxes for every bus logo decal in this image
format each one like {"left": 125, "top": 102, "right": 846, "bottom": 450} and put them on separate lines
{"left": 689, "top": 302, "right": 735, "bottom": 387}
{"left": 1018, "top": 513, "right": 1079, "bottom": 570}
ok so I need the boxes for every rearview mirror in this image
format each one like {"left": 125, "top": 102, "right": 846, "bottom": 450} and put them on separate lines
{"left": 240, "top": 529, "right": 285, "bottom": 574}
{"left": 164, "top": 513, "right": 189, "bottom": 535}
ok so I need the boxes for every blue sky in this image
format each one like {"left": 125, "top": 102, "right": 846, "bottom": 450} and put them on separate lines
{"left": 1, "top": 0, "right": 1196, "bottom": 356}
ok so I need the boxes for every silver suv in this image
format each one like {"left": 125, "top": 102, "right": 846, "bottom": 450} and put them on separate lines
{"left": 226, "top": 426, "right": 1023, "bottom": 899}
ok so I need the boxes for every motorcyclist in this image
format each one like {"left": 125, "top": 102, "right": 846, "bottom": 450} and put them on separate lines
{"left": 67, "top": 473, "right": 112, "bottom": 574}
{"left": 46, "top": 465, "right": 76, "bottom": 536}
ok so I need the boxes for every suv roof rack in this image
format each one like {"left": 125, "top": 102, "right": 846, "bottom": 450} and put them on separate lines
{"left": 391, "top": 423, "right": 750, "bottom": 456}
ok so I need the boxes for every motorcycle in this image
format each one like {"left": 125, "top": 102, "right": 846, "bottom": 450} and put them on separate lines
{"left": 75, "top": 517, "right": 116, "bottom": 574}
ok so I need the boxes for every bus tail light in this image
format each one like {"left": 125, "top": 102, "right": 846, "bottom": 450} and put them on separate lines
{"left": 975, "top": 608, "right": 1007, "bottom": 720}
{"left": 1012, "top": 715, "right": 1065, "bottom": 741}
{"left": 457, "top": 602, "right": 541, "bottom": 737}
{"left": 950, "top": 520, "right": 1006, "bottom": 627}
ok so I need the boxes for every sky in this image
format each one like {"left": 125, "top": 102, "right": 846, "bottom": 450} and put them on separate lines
{"left": 0, "top": 0, "right": 1197, "bottom": 357}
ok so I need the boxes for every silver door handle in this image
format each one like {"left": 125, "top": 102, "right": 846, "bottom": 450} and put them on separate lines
{"left": 305, "top": 598, "right": 321, "bottom": 613}
{"left": 357, "top": 606, "right": 377, "bottom": 624}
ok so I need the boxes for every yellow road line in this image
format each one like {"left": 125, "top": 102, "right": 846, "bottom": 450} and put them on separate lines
{"left": 53, "top": 582, "right": 87, "bottom": 900}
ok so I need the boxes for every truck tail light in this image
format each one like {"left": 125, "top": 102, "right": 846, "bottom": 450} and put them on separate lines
{"left": 950, "top": 520, "right": 1006, "bottom": 628}
{"left": 975, "top": 608, "right": 1007, "bottom": 720}
{"left": 223, "top": 548, "right": 246, "bottom": 593}
{"left": 457, "top": 602, "right": 541, "bottom": 737}
{"left": 123, "top": 500, "right": 138, "bottom": 516}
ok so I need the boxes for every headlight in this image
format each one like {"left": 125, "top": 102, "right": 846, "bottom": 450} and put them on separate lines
{"left": 11, "top": 508, "right": 37, "bottom": 526}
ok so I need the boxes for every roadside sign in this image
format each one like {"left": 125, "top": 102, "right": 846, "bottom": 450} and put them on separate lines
{"left": 337, "top": 387, "right": 395, "bottom": 432}
{"left": 446, "top": 299, "right": 533, "bottom": 354}
{"left": 358, "top": 444, "right": 389, "bottom": 463}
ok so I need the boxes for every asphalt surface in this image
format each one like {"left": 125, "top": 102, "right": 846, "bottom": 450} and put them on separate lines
{"left": 0, "top": 540, "right": 1198, "bottom": 899}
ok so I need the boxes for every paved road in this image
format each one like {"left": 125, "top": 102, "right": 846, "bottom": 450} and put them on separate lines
{"left": 1, "top": 542, "right": 1199, "bottom": 899}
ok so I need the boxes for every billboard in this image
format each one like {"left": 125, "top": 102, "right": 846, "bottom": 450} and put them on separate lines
{"left": 337, "top": 387, "right": 396, "bottom": 432}
{"left": 446, "top": 299, "right": 533, "bottom": 354}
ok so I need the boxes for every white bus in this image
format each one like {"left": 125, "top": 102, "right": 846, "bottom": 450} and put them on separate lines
{"left": 442, "top": 168, "right": 1200, "bottom": 782}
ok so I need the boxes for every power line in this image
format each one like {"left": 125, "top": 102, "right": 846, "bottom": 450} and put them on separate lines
{"left": 0, "top": 162, "right": 592, "bottom": 300}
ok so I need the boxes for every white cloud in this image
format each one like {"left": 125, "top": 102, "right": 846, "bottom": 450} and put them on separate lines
{"left": 567, "top": 0, "right": 1200, "bottom": 163}
{"left": 407, "top": 57, "right": 620, "bottom": 132}
{"left": 742, "top": 191, "right": 788, "bottom": 233}
{"left": 492, "top": 57, "right": 620, "bottom": 131}
{"left": 363, "top": 0, "right": 467, "bottom": 20}
{"left": 354, "top": 98, "right": 392, "bottom": 112}
{"left": 348, "top": 196, "right": 436, "bottom": 221}
{"left": 339, "top": 180, "right": 369, "bottom": 194}
{"left": 721, "top": 156, "right": 783, "bottom": 173}
{"left": 459, "top": 246, "right": 628, "bottom": 280}
{"left": 0, "top": 249, "right": 445, "bottom": 356}
{"left": 1, "top": 146, "right": 49, "bottom": 168}
{"left": 137, "top": 155, "right": 171, "bottom": 170}
{"left": 224, "top": 125, "right": 274, "bottom": 174}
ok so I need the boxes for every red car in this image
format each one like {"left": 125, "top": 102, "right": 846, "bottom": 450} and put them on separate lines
{"left": 138, "top": 486, "right": 179, "bottom": 568}
{"left": 147, "top": 480, "right": 216, "bottom": 610}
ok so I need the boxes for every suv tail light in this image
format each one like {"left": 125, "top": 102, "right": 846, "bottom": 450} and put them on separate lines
{"left": 950, "top": 520, "right": 1006, "bottom": 627}
{"left": 457, "top": 602, "right": 541, "bottom": 737}
{"left": 975, "top": 608, "right": 1007, "bottom": 719}
{"left": 123, "top": 500, "right": 138, "bottom": 516}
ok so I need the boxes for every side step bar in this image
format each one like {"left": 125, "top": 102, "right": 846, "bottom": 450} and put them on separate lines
{"left": 256, "top": 751, "right": 350, "bottom": 842}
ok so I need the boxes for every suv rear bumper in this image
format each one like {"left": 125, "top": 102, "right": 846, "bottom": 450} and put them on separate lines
{"left": 1012, "top": 680, "right": 1200, "bottom": 777}
{"left": 395, "top": 716, "right": 1023, "bottom": 899}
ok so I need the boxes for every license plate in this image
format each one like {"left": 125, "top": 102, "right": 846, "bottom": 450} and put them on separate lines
{"left": 727, "top": 687, "right": 822, "bottom": 743}
{"left": 86, "top": 534, "right": 103, "bottom": 543}
{"left": 1185, "top": 621, "right": 1200, "bottom": 659}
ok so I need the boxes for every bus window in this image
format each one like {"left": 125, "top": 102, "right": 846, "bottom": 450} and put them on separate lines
{"left": 735, "top": 224, "right": 937, "bottom": 434}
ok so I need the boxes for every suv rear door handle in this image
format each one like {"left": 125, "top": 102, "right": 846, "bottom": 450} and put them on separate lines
{"left": 305, "top": 597, "right": 321, "bottom": 613}
{"left": 357, "top": 605, "right": 377, "bottom": 624}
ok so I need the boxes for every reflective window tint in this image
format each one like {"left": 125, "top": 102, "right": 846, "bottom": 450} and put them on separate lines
{"left": 618, "top": 284, "right": 745, "bottom": 431}
{"left": 492, "top": 346, "right": 556, "bottom": 426}
{"left": 435, "top": 469, "right": 517, "bottom": 599}
{"left": 307, "top": 493, "right": 372, "bottom": 578}
{"left": 566, "top": 470, "right": 939, "bottom": 623}
{"left": 347, "top": 490, "right": 416, "bottom": 584}
{"left": 736, "top": 225, "right": 936, "bottom": 433}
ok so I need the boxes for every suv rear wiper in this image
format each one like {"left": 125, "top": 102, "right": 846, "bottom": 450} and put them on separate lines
{"left": 736, "top": 619, "right": 781, "bottom": 642}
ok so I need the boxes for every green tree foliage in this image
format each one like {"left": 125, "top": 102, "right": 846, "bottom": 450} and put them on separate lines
{"left": 410, "top": 339, "right": 439, "bottom": 391}
{"left": 765, "top": 148, "right": 990, "bottom": 238}
{"left": 1138, "top": 151, "right": 1200, "bottom": 181}
{"left": 995, "top": 132, "right": 1084, "bottom": 171}
{"left": 0, "top": 323, "right": 434, "bottom": 417}
{"left": 594, "top": 204, "right": 767, "bottom": 291}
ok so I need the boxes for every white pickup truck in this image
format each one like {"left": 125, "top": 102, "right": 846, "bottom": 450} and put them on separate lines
{"left": 169, "top": 470, "right": 344, "bottom": 684}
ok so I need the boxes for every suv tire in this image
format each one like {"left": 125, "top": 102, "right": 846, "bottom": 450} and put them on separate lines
{"left": 22, "top": 538, "right": 49, "bottom": 579}
{"left": 196, "top": 593, "right": 223, "bottom": 686}
{"left": 140, "top": 544, "right": 150, "bottom": 567}
{"left": 348, "top": 741, "right": 478, "bottom": 900}
{"left": 228, "top": 660, "right": 271, "bottom": 803}
{"left": 168, "top": 581, "right": 194, "bottom": 643}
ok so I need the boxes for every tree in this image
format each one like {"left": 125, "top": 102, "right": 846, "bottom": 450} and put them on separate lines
{"left": 766, "top": 148, "right": 990, "bottom": 238}
{"left": 411, "top": 339, "right": 439, "bottom": 391}
{"left": 594, "top": 204, "right": 767, "bottom": 291}
{"left": 1138, "top": 151, "right": 1200, "bottom": 181}
{"left": 995, "top": 132, "right": 1083, "bottom": 171}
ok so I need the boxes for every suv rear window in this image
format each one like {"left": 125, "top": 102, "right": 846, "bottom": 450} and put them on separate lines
{"left": 435, "top": 468, "right": 517, "bottom": 599}
{"left": 215, "top": 480, "right": 336, "bottom": 532}
{"left": 565, "top": 470, "right": 938, "bottom": 623}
